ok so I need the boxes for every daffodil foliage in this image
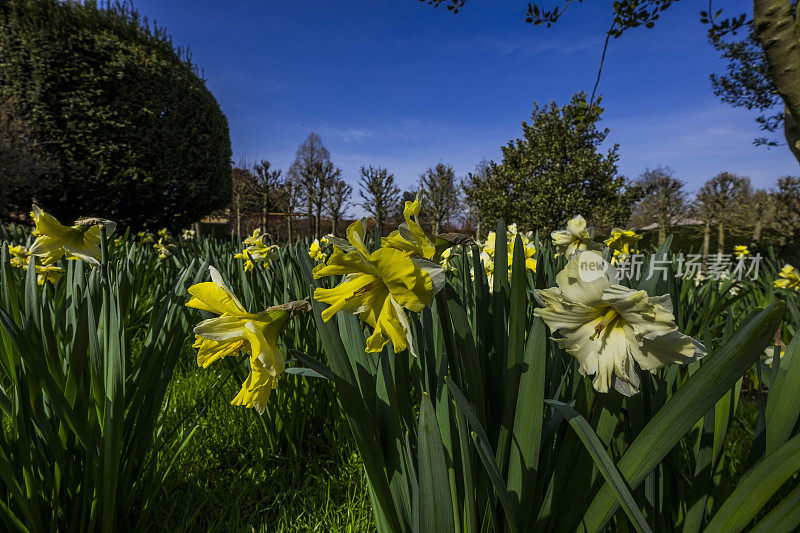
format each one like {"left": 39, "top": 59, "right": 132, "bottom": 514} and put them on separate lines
{"left": 1, "top": 207, "right": 799, "bottom": 533}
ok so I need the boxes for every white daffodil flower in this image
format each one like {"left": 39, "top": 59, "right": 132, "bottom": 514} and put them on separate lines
{"left": 534, "top": 251, "right": 706, "bottom": 396}
{"left": 551, "top": 214, "right": 602, "bottom": 258}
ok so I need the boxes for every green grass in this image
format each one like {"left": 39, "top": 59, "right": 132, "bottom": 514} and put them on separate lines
{"left": 142, "top": 364, "right": 375, "bottom": 532}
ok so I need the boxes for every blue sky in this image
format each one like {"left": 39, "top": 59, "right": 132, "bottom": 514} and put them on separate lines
{"left": 135, "top": 0, "right": 797, "bottom": 198}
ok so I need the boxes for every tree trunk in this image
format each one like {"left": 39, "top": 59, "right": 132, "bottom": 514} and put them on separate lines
{"left": 433, "top": 220, "right": 440, "bottom": 235}
{"left": 702, "top": 222, "right": 711, "bottom": 269}
{"left": 193, "top": 221, "right": 202, "bottom": 242}
{"left": 753, "top": 218, "right": 764, "bottom": 246}
{"left": 235, "top": 205, "right": 241, "bottom": 240}
{"left": 476, "top": 220, "right": 481, "bottom": 242}
{"left": 332, "top": 216, "right": 338, "bottom": 236}
{"left": 754, "top": 0, "right": 800, "bottom": 165}
{"left": 286, "top": 215, "right": 293, "bottom": 242}
{"left": 717, "top": 221, "right": 725, "bottom": 255}
{"left": 376, "top": 213, "right": 383, "bottom": 237}
{"left": 268, "top": 193, "right": 269, "bottom": 233}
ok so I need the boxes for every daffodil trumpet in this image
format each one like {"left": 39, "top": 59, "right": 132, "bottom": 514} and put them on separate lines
{"left": 313, "top": 218, "right": 445, "bottom": 356}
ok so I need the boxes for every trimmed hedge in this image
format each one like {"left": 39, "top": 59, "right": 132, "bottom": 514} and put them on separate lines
{"left": 0, "top": 0, "right": 232, "bottom": 230}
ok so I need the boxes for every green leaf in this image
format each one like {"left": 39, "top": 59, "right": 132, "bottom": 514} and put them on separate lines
{"left": 506, "top": 317, "right": 547, "bottom": 530}
{"left": 704, "top": 433, "right": 800, "bottom": 533}
{"left": 417, "top": 393, "right": 455, "bottom": 533}
{"left": 580, "top": 301, "right": 785, "bottom": 531}
{"left": 765, "top": 333, "right": 800, "bottom": 454}
{"left": 545, "top": 400, "right": 651, "bottom": 533}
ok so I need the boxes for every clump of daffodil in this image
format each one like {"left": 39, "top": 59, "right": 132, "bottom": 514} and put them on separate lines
{"left": 235, "top": 229, "right": 278, "bottom": 271}
{"left": 8, "top": 244, "right": 28, "bottom": 268}
{"left": 551, "top": 215, "right": 602, "bottom": 258}
{"left": 775, "top": 265, "right": 800, "bottom": 291}
{"left": 157, "top": 228, "right": 171, "bottom": 240}
{"left": 313, "top": 218, "right": 444, "bottom": 355}
{"left": 154, "top": 238, "right": 174, "bottom": 259}
{"left": 534, "top": 250, "right": 706, "bottom": 395}
{"left": 733, "top": 245, "right": 749, "bottom": 259}
{"left": 308, "top": 239, "right": 327, "bottom": 262}
{"left": 187, "top": 266, "right": 310, "bottom": 413}
{"left": 6, "top": 243, "right": 64, "bottom": 285}
{"left": 605, "top": 228, "right": 641, "bottom": 264}
{"left": 28, "top": 205, "right": 115, "bottom": 267}
{"left": 382, "top": 195, "right": 473, "bottom": 262}
{"left": 479, "top": 224, "right": 537, "bottom": 285}
{"left": 136, "top": 231, "right": 155, "bottom": 243}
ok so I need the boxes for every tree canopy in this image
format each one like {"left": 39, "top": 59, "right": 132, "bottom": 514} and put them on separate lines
{"left": 0, "top": 0, "right": 232, "bottom": 230}
{"left": 465, "top": 93, "right": 640, "bottom": 234}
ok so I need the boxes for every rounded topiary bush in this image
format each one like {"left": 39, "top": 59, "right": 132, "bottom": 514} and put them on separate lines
{"left": 0, "top": 0, "right": 232, "bottom": 230}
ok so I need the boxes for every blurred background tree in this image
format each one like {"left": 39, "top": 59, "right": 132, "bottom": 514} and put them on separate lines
{"left": 252, "top": 159, "right": 282, "bottom": 236}
{"left": 693, "top": 172, "right": 751, "bottom": 260}
{"left": 417, "top": 162, "right": 460, "bottom": 234}
{"left": 0, "top": 0, "right": 232, "bottom": 230}
{"left": 288, "top": 133, "right": 335, "bottom": 239}
{"left": 229, "top": 165, "right": 259, "bottom": 240}
{"left": 358, "top": 165, "right": 400, "bottom": 233}
{"left": 631, "top": 166, "right": 689, "bottom": 245}
{"left": 326, "top": 177, "right": 353, "bottom": 236}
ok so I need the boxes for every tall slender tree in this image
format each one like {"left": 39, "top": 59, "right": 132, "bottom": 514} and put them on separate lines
{"left": 326, "top": 177, "right": 353, "bottom": 236}
{"left": 694, "top": 172, "right": 751, "bottom": 259}
{"left": 418, "top": 162, "right": 460, "bottom": 234}
{"left": 288, "top": 133, "right": 332, "bottom": 237}
{"left": 230, "top": 165, "right": 259, "bottom": 240}
{"left": 276, "top": 176, "right": 301, "bottom": 242}
{"left": 632, "top": 166, "right": 689, "bottom": 244}
{"left": 252, "top": 159, "right": 282, "bottom": 236}
{"left": 358, "top": 165, "right": 400, "bottom": 234}
{"left": 772, "top": 175, "right": 800, "bottom": 244}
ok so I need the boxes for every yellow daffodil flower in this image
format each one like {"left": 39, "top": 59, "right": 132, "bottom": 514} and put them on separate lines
{"left": 235, "top": 242, "right": 278, "bottom": 272}
{"left": 313, "top": 218, "right": 444, "bottom": 355}
{"left": 187, "top": 266, "right": 305, "bottom": 414}
{"left": 7, "top": 244, "right": 29, "bottom": 268}
{"left": 35, "top": 264, "right": 64, "bottom": 285}
{"left": 382, "top": 195, "right": 437, "bottom": 260}
{"left": 733, "top": 245, "right": 749, "bottom": 259}
{"left": 605, "top": 228, "right": 641, "bottom": 264}
{"left": 157, "top": 228, "right": 170, "bottom": 239}
{"left": 775, "top": 265, "right": 800, "bottom": 291}
{"left": 28, "top": 205, "right": 115, "bottom": 267}
{"left": 309, "top": 239, "right": 327, "bottom": 262}
{"left": 137, "top": 231, "right": 155, "bottom": 244}
{"left": 7, "top": 243, "right": 63, "bottom": 284}
{"left": 551, "top": 215, "right": 602, "bottom": 258}
{"left": 182, "top": 229, "right": 196, "bottom": 240}
{"left": 154, "top": 238, "right": 173, "bottom": 258}
{"left": 244, "top": 228, "right": 264, "bottom": 247}
{"left": 534, "top": 251, "right": 705, "bottom": 395}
